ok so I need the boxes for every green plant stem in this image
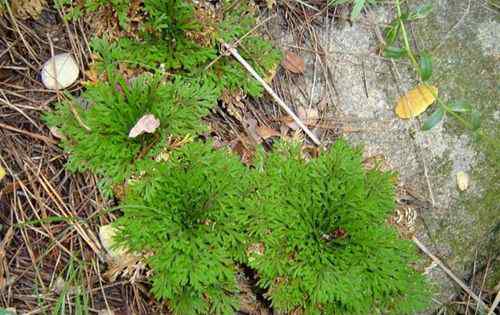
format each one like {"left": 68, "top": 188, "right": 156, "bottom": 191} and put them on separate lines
{"left": 438, "top": 100, "right": 472, "bottom": 128}
{"left": 395, "top": 0, "right": 419, "bottom": 71}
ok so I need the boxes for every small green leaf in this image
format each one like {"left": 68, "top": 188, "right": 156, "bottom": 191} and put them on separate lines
{"left": 399, "top": 12, "right": 410, "bottom": 21}
{"left": 384, "top": 46, "right": 407, "bottom": 59}
{"left": 351, "top": 0, "right": 366, "bottom": 20}
{"left": 419, "top": 52, "right": 432, "bottom": 81}
{"left": 422, "top": 107, "right": 444, "bottom": 130}
{"left": 449, "top": 101, "right": 472, "bottom": 113}
{"left": 409, "top": 3, "right": 433, "bottom": 20}
{"left": 384, "top": 22, "right": 400, "bottom": 46}
{"left": 328, "top": 0, "right": 351, "bottom": 5}
{"left": 471, "top": 110, "right": 481, "bottom": 130}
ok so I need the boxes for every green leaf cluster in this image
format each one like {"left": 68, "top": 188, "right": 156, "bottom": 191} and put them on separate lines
{"left": 115, "top": 142, "right": 250, "bottom": 315}
{"left": 45, "top": 73, "right": 218, "bottom": 196}
{"left": 54, "top": 0, "right": 131, "bottom": 27}
{"left": 112, "top": 139, "right": 431, "bottom": 314}
{"left": 87, "top": 0, "right": 281, "bottom": 97}
{"left": 46, "top": 0, "right": 281, "bottom": 195}
{"left": 246, "top": 140, "right": 431, "bottom": 314}
{"left": 45, "top": 1, "right": 431, "bottom": 314}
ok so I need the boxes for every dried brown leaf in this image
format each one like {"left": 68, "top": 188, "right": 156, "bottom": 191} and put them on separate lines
{"left": 99, "top": 224, "right": 146, "bottom": 282}
{"left": 128, "top": 114, "right": 160, "bottom": 138}
{"left": 245, "top": 118, "right": 261, "bottom": 144}
{"left": 297, "top": 107, "right": 319, "bottom": 124}
{"left": 256, "top": 126, "right": 280, "bottom": 140}
{"left": 284, "top": 106, "right": 319, "bottom": 130}
{"left": 231, "top": 137, "right": 254, "bottom": 166}
{"left": 282, "top": 51, "right": 305, "bottom": 74}
{"left": 221, "top": 89, "right": 246, "bottom": 122}
{"left": 11, "top": 0, "right": 46, "bottom": 19}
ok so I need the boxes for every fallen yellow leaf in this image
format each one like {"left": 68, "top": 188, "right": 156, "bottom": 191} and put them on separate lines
{"left": 395, "top": 84, "right": 438, "bottom": 119}
{"left": 0, "top": 165, "right": 5, "bottom": 181}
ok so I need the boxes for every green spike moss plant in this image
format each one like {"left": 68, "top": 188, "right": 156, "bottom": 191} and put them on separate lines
{"left": 247, "top": 141, "right": 431, "bottom": 314}
{"left": 114, "top": 142, "right": 251, "bottom": 315}
{"left": 46, "top": 1, "right": 431, "bottom": 314}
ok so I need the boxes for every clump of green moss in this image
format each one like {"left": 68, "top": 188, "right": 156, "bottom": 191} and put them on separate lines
{"left": 45, "top": 73, "right": 218, "bottom": 196}
{"left": 114, "top": 141, "right": 250, "bottom": 315}
{"left": 109, "top": 139, "right": 431, "bottom": 315}
{"left": 246, "top": 140, "right": 431, "bottom": 314}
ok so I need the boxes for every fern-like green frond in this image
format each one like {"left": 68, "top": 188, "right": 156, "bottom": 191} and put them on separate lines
{"left": 246, "top": 140, "right": 431, "bottom": 314}
{"left": 44, "top": 73, "right": 218, "bottom": 196}
{"left": 114, "top": 141, "right": 251, "bottom": 315}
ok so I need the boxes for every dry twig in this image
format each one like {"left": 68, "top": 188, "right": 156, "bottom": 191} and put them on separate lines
{"left": 412, "top": 237, "right": 490, "bottom": 312}
{"left": 222, "top": 43, "right": 322, "bottom": 146}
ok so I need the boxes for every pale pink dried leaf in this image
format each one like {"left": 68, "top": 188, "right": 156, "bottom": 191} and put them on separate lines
{"left": 282, "top": 51, "right": 305, "bottom": 74}
{"left": 128, "top": 114, "right": 160, "bottom": 138}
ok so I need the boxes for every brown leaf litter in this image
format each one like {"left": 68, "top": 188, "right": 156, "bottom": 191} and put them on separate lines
{"left": 10, "top": 0, "right": 47, "bottom": 20}
{"left": 282, "top": 50, "right": 305, "bottom": 74}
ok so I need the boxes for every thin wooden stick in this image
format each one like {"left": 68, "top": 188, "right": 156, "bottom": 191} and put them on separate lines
{"left": 222, "top": 43, "right": 322, "bottom": 146}
{"left": 0, "top": 122, "right": 58, "bottom": 145}
{"left": 488, "top": 290, "right": 500, "bottom": 315}
{"left": 412, "top": 236, "right": 490, "bottom": 311}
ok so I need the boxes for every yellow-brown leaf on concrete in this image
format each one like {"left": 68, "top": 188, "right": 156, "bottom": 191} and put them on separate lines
{"left": 395, "top": 84, "right": 438, "bottom": 119}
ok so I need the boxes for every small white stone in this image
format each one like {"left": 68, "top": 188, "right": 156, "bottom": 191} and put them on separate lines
{"left": 41, "top": 53, "right": 79, "bottom": 90}
{"left": 456, "top": 171, "right": 470, "bottom": 191}
{"left": 99, "top": 224, "right": 127, "bottom": 258}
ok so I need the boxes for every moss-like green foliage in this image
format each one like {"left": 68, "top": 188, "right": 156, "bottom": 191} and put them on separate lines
{"left": 114, "top": 141, "right": 250, "bottom": 315}
{"left": 45, "top": 73, "right": 218, "bottom": 196}
{"left": 46, "top": 0, "right": 281, "bottom": 196}
{"left": 46, "top": 1, "right": 431, "bottom": 314}
{"left": 246, "top": 140, "right": 431, "bottom": 314}
{"left": 109, "top": 139, "right": 431, "bottom": 315}
{"left": 88, "top": 0, "right": 282, "bottom": 97}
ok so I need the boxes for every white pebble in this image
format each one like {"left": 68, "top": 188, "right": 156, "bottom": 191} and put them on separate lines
{"left": 41, "top": 53, "right": 79, "bottom": 90}
{"left": 456, "top": 171, "right": 470, "bottom": 191}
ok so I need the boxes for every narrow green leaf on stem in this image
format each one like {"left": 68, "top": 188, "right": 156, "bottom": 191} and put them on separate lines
{"left": 351, "top": 0, "right": 366, "bottom": 19}
{"left": 419, "top": 51, "right": 432, "bottom": 81}
{"left": 384, "top": 22, "right": 400, "bottom": 46}
{"left": 449, "top": 101, "right": 472, "bottom": 113}
{"left": 422, "top": 107, "right": 445, "bottom": 130}
{"left": 384, "top": 46, "right": 407, "bottom": 59}
{"left": 471, "top": 110, "right": 481, "bottom": 130}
